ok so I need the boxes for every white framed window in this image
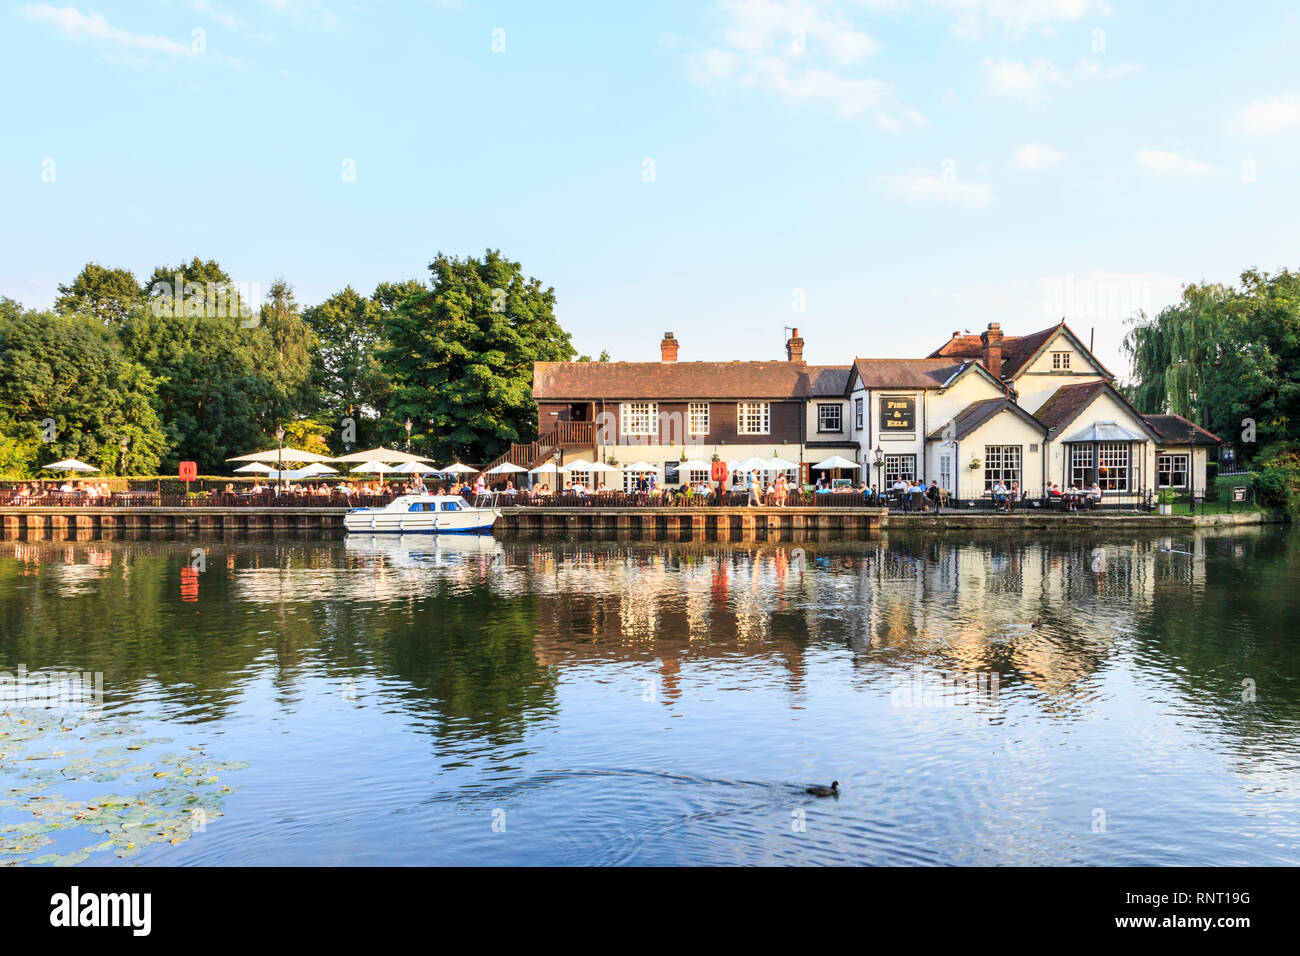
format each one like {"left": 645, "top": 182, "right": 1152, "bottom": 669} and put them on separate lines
{"left": 855, "top": 397, "right": 864, "bottom": 430}
{"left": 939, "top": 455, "right": 952, "bottom": 492}
{"left": 687, "top": 469, "right": 710, "bottom": 485}
{"left": 1158, "top": 453, "right": 1189, "bottom": 488}
{"left": 1070, "top": 446, "right": 1093, "bottom": 487}
{"left": 818, "top": 403, "right": 842, "bottom": 432}
{"left": 737, "top": 402, "right": 770, "bottom": 435}
{"left": 688, "top": 402, "right": 709, "bottom": 436}
{"left": 984, "top": 445, "right": 1022, "bottom": 491}
{"left": 566, "top": 470, "right": 591, "bottom": 488}
{"left": 1098, "top": 443, "right": 1130, "bottom": 491}
{"left": 883, "top": 455, "right": 916, "bottom": 485}
{"left": 620, "top": 402, "right": 657, "bottom": 436}
{"left": 1051, "top": 351, "right": 1071, "bottom": 370}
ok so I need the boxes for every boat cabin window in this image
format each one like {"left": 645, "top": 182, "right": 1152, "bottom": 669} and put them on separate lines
{"left": 440, "top": 501, "right": 462, "bottom": 511}
{"left": 408, "top": 502, "right": 432, "bottom": 512}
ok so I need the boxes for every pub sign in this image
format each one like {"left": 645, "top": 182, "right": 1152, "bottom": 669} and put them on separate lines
{"left": 879, "top": 396, "right": 915, "bottom": 432}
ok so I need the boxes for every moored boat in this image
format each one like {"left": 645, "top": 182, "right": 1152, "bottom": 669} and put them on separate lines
{"left": 343, "top": 494, "right": 499, "bottom": 534}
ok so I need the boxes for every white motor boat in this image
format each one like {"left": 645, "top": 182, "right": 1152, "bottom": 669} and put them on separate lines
{"left": 343, "top": 493, "right": 500, "bottom": 534}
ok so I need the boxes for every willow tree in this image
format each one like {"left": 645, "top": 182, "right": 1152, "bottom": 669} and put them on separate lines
{"left": 1124, "top": 268, "right": 1299, "bottom": 454}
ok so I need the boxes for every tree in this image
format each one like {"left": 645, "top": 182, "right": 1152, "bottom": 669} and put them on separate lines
{"left": 120, "top": 259, "right": 312, "bottom": 472}
{"left": 55, "top": 263, "right": 144, "bottom": 325}
{"left": 0, "top": 304, "right": 166, "bottom": 475}
{"left": 304, "top": 286, "right": 387, "bottom": 443}
{"left": 379, "top": 250, "right": 574, "bottom": 462}
{"left": 1124, "top": 268, "right": 1300, "bottom": 460}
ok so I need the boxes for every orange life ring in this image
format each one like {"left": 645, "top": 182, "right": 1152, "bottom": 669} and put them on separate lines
{"left": 711, "top": 460, "right": 728, "bottom": 483}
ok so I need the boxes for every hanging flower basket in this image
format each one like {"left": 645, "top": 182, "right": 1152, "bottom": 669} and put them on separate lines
{"left": 969, "top": 457, "right": 981, "bottom": 470}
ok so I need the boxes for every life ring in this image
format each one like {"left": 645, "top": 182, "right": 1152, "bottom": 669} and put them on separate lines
{"left": 711, "top": 460, "right": 728, "bottom": 483}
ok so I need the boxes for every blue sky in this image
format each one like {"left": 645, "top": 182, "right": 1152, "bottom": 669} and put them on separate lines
{"left": 4, "top": 0, "right": 1300, "bottom": 378}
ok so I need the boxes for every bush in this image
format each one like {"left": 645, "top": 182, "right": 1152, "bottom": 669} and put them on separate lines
{"left": 1253, "top": 466, "right": 1300, "bottom": 519}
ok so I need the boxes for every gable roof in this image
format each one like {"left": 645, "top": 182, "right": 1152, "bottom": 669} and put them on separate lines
{"left": 928, "top": 321, "right": 1113, "bottom": 381}
{"left": 848, "top": 358, "right": 977, "bottom": 391}
{"left": 927, "top": 398, "right": 1047, "bottom": 441}
{"left": 1034, "top": 380, "right": 1161, "bottom": 441}
{"left": 532, "top": 361, "right": 851, "bottom": 401}
{"left": 1143, "top": 413, "right": 1222, "bottom": 445}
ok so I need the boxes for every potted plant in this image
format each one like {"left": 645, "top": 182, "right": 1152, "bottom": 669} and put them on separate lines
{"left": 968, "top": 456, "right": 981, "bottom": 470}
{"left": 1157, "top": 488, "right": 1174, "bottom": 516}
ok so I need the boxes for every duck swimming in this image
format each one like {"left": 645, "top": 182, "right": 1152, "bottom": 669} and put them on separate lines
{"left": 806, "top": 781, "right": 839, "bottom": 797}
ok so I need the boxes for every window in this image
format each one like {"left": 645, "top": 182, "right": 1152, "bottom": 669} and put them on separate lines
{"left": 440, "top": 501, "right": 462, "bottom": 511}
{"left": 688, "top": 402, "right": 709, "bottom": 436}
{"left": 855, "top": 397, "right": 864, "bottom": 430}
{"left": 883, "top": 455, "right": 916, "bottom": 485}
{"left": 818, "top": 403, "right": 842, "bottom": 432}
{"left": 983, "top": 445, "right": 1022, "bottom": 491}
{"left": 737, "top": 402, "right": 770, "bottom": 435}
{"left": 939, "top": 455, "right": 952, "bottom": 492}
{"left": 1158, "top": 453, "right": 1189, "bottom": 488}
{"left": 687, "top": 469, "right": 710, "bottom": 485}
{"left": 567, "top": 470, "right": 591, "bottom": 488}
{"left": 1070, "top": 446, "right": 1093, "bottom": 487}
{"left": 1051, "top": 351, "right": 1071, "bottom": 370}
{"left": 620, "top": 402, "right": 657, "bottom": 436}
{"left": 1098, "top": 443, "right": 1130, "bottom": 491}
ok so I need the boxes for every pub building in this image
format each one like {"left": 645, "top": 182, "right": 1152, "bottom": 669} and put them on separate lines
{"left": 526, "top": 323, "right": 1219, "bottom": 503}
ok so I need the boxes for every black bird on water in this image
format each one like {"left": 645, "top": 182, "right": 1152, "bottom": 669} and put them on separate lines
{"left": 806, "top": 781, "right": 839, "bottom": 797}
{"left": 1030, "top": 618, "right": 1045, "bottom": 629}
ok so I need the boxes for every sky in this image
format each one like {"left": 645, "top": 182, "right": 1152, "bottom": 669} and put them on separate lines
{"left": 3, "top": 0, "right": 1300, "bottom": 380}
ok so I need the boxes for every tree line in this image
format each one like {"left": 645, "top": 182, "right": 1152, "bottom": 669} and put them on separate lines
{"left": 0, "top": 250, "right": 586, "bottom": 477}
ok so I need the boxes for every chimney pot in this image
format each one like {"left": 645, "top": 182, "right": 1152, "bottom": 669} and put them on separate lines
{"left": 660, "top": 332, "right": 678, "bottom": 362}
{"left": 980, "top": 322, "right": 1004, "bottom": 379}
{"left": 785, "top": 328, "right": 805, "bottom": 363}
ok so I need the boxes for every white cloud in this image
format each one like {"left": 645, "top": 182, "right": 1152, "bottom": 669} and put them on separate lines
{"left": 981, "top": 55, "right": 1066, "bottom": 100}
{"left": 933, "top": 0, "right": 1102, "bottom": 40}
{"left": 1136, "top": 149, "right": 1214, "bottom": 175}
{"left": 1237, "top": 94, "right": 1300, "bottom": 135}
{"left": 258, "top": 0, "right": 338, "bottom": 31}
{"left": 20, "top": 4, "right": 195, "bottom": 55}
{"left": 193, "top": 0, "right": 240, "bottom": 30}
{"left": 885, "top": 172, "right": 993, "bottom": 206}
{"left": 1012, "top": 143, "right": 1064, "bottom": 169}
{"left": 687, "top": 0, "right": 925, "bottom": 121}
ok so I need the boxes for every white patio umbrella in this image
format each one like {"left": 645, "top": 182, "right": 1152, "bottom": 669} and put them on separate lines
{"left": 296, "top": 462, "right": 339, "bottom": 477}
{"left": 735, "top": 457, "right": 769, "bottom": 472}
{"left": 350, "top": 461, "right": 395, "bottom": 475}
{"left": 390, "top": 460, "right": 435, "bottom": 474}
{"left": 330, "top": 447, "right": 435, "bottom": 465}
{"left": 558, "top": 458, "right": 595, "bottom": 471}
{"left": 42, "top": 458, "right": 100, "bottom": 473}
{"left": 812, "top": 455, "right": 861, "bottom": 470}
{"left": 679, "top": 459, "right": 713, "bottom": 472}
{"left": 528, "top": 462, "right": 560, "bottom": 475}
{"left": 232, "top": 462, "right": 275, "bottom": 474}
{"left": 586, "top": 461, "right": 619, "bottom": 473}
{"left": 441, "top": 462, "right": 479, "bottom": 474}
{"left": 226, "top": 447, "right": 333, "bottom": 463}
{"left": 623, "top": 461, "right": 657, "bottom": 471}
{"left": 486, "top": 462, "right": 528, "bottom": 475}
{"left": 766, "top": 457, "right": 799, "bottom": 472}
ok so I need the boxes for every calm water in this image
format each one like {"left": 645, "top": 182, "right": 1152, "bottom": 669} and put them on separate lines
{"left": 2, "top": 526, "right": 1298, "bottom": 866}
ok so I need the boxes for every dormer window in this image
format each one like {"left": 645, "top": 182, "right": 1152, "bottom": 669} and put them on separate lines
{"left": 1051, "top": 351, "right": 1071, "bottom": 370}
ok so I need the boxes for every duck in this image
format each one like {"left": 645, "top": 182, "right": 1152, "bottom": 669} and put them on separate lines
{"left": 1030, "top": 618, "right": 1044, "bottom": 629}
{"left": 806, "top": 781, "right": 839, "bottom": 797}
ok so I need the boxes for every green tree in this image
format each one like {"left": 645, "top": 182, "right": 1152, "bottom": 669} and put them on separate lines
{"left": 304, "top": 285, "right": 387, "bottom": 445}
{"left": 0, "top": 304, "right": 166, "bottom": 475}
{"left": 54, "top": 263, "right": 144, "bottom": 325}
{"left": 379, "top": 250, "right": 574, "bottom": 462}
{"left": 121, "top": 259, "right": 312, "bottom": 472}
{"left": 1124, "top": 268, "right": 1300, "bottom": 460}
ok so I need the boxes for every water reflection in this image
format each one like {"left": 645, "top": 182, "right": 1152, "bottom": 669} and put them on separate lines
{"left": 1, "top": 527, "right": 1298, "bottom": 865}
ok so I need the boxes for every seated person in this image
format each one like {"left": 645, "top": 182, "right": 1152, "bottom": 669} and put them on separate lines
{"left": 1088, "top": 482, "right": 1102, "bottom": 507}
{"left": 926, "top": 480, "right": 941, "bottom": 512}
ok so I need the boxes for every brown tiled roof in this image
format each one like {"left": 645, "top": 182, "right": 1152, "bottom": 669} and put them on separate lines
{"left": 927, "top": 322, "right": 1080, "bottom": 380}
{"left": 1144, "top": 414, "right": 1222, "bottom": 445}
{"left": 850, "top": 358, "right": 974, "bottom": 389}
{"left": 1033, "top": 380, "right": 1110, "bottom": 430}
{"left": 926, "top": 398, "right": 1047, "bottom": 440}
{"left": 532, "top": 361, "right": 851, "bottom": 400}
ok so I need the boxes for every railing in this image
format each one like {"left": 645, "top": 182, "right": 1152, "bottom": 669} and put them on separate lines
{"left": 0, "top": 490, "right": 400, "bottom": 509}
{"left": 555, "top": 421, "right": 595, "bottom": 447}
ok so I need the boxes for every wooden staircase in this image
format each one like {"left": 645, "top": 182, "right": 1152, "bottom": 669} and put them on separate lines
{"left": 484, "top": 421, "right": 595, "bottom": 473}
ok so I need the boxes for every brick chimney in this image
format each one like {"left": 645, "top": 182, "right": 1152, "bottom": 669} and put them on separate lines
{"left": 785, "top": 327, "right": 804, "bottom": 362}
{"left": 660, "top": 332, "right": 678, "bottom": 362}
{"left": 980, "top": 322, "right": 1004, "bottom": 379}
